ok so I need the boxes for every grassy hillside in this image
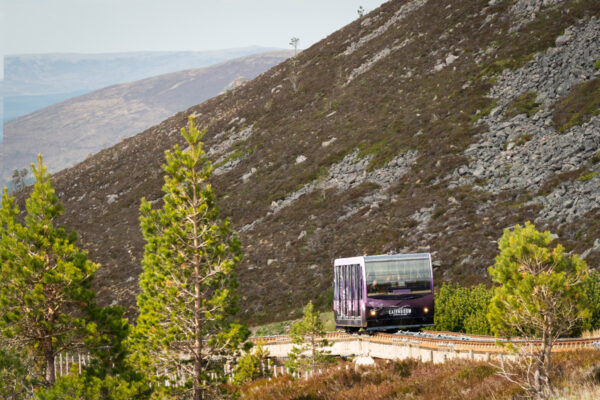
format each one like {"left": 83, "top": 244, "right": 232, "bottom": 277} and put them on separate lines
{"left": 15, "top": 0, "right": 600, "bottom": 325}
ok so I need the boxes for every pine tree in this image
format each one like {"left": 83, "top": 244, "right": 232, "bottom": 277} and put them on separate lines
{"left": 357, "top": 5, "right": 365, "bottom": 17}
{"left": 130, "top": 116, "right": 245, "bottom": 400}
{"left": 0, "top": 155, "right": 98, "bottom": 387}
{"left": 11, "top": 168, "right": 28, "bottom": 192}
{"left": 289, "top": 37, "right": 299, "bottom": 56}
{"left": 487, "top": 222, "right": 589, "bottom": 399}
{"left": 285, "top": 301, "right": 330, "bottom": 374}
{"left": 232, "top": 341, "right": 270, "bottom": 385}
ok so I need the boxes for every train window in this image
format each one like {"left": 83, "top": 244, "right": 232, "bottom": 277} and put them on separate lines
{"left": 365, "top": 258, "right": 432, "bottom": 296}
{"left": 350, "top": 265, "right": 355, "bottom": 316}
{"left": 334, "top": 266, "right": 339, "bottom": 304}
{"left": 341, "top": 265, "right": 346, "bottom": 315}
{"left": 358, "top": 265, "right": 363, "bottom": 302}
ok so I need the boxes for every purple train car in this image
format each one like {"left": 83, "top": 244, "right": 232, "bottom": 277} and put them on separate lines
{"left": 333, "top": 253, "right": 434, "bottom": 333}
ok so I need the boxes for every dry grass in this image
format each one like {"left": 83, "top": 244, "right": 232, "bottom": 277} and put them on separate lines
{"left": 552, "top": 384, "right": 600, "bottom": 400}
{"left": 239, "top": 351, "right": 600, "bottom": 400}
{"left": 240, "top": 359, "right": 519, "bottom": 400}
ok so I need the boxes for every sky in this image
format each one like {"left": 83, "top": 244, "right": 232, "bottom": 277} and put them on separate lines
{"left": 0, "top": 0, "right": 390, "bottom": 79}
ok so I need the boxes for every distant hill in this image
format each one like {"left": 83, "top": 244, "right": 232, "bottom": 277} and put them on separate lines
{"left": 0, "top": 50, "right": 292, "bottom": 185}
{"left": 1, "top": 47, "right": 277, "bottom": 134}
{"left": 3, "top": 47, "right": 276, "bottom": 97}
{"left": 13, "top": 0, "right": 600, "bottom": 325}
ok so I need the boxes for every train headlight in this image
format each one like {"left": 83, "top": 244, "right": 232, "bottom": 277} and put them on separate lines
{"left": 423, "top": 307, "right": 429, "bottom": 314}
{"left": 369, "top": 309, "right": 377, "bottom": 317}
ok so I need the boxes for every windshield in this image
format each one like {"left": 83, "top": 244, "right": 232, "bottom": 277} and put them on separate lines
{"left": 365, "top": 258, "right": 432, "bottom": 297}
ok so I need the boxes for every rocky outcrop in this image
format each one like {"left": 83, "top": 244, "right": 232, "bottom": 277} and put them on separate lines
{"left": 448, "top": 17, "right": 600, "bottom": 227}
{"left": 241, "top": 149, "right": 418, "bottom": 232}
{"left": 342, "top": 0, "right": 427, "bottom": 56}
{"left": 508, "top": 0, "right": 565, "bottom": 33}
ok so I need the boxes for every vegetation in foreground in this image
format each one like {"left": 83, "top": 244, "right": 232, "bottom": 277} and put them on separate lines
{"left": 285, "top": 301, "right": 332, "bottom": 374}
{"left": 129, "top": 115, "right": 246, "bottom": 400}
{"left": 238, "top": 350, "right": 600, "bottom": 400}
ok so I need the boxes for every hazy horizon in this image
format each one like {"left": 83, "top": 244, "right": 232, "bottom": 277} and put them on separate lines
{"left": 1, "top": 0, "right": 388, "bottom": 80}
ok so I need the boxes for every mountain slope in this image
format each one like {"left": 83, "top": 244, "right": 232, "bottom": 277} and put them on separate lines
{"left": 21, "top": 0, "right": 600, "bottom": 324}
{"left": 0, "top": 51, "right": 292, "bottom": 184}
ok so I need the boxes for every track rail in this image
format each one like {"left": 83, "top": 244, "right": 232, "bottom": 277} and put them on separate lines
{"left": 249, "top": 331, "right": 600, "bottom": 353}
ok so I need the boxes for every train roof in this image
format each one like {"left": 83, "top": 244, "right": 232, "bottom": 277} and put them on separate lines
{"left": 335, "top": 253, "right": 431, "bottom": 265}
{"left": 364, "top": 253, "right": 431, "bottom": 262}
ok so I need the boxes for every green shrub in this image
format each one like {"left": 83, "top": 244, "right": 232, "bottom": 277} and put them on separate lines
{"left": 33, "top": 373, "right": 150, "bottom": 400}
{"left": 582, "top": 270, "right": 600, "bottom": 332}
{"left": 233, "top": 342, "right": 270, "bottom": 385}
{"left": 433, "top": 283, "right": 493, "bottom": 334}
{"left": 577, "top": 171, "right": 598, "bottom": 182}
{"left": 594, "top": 60, "right": 600, "bottom": 70}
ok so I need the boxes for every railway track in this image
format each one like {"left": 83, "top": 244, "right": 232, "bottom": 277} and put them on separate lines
{"left": 249, "top": 330, "right": 600, "bottom": 358}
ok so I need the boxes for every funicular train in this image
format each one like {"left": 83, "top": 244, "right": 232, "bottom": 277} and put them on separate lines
{"left": 333, "top": 253, "right": 434, "bottom": 333}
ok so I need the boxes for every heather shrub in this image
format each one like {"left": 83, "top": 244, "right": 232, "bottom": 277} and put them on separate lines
{"left": 240, "top": 359, "right": 518, "bottom": 400}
